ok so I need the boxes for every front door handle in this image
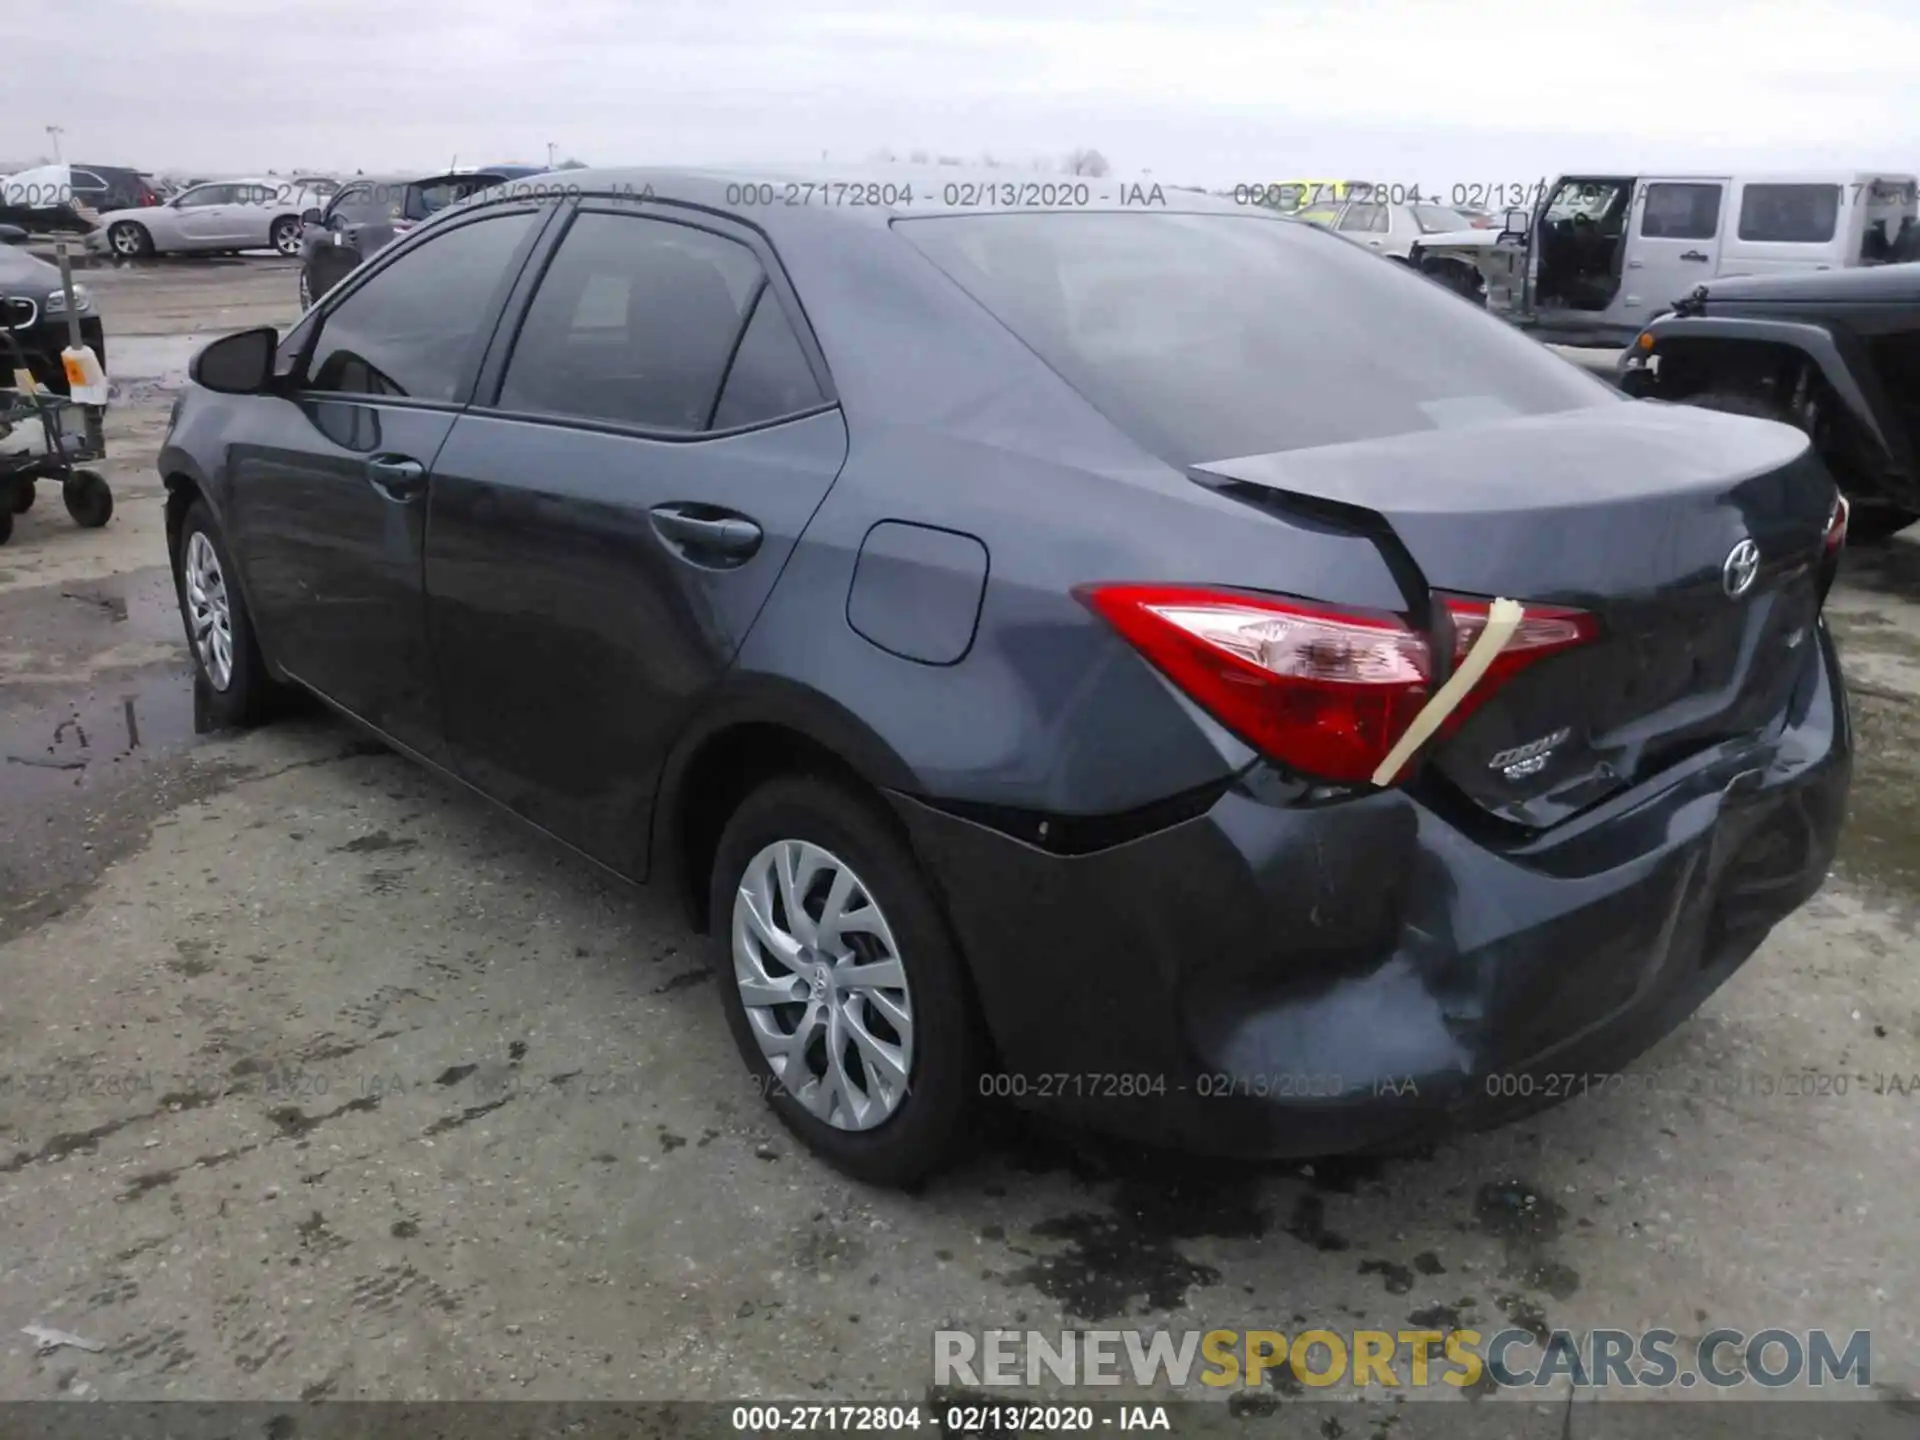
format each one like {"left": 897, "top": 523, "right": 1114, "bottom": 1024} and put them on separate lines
{"left": 365, "top": 454, "right": 426, "bottom": 501}
{"left": 649, "top": 503, "right": 763, "bottom": 566}
{"left": 1680, "top": 249, "right": 1710, "bottom": 262}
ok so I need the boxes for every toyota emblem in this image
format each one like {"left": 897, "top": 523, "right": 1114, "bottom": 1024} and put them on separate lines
{"left": 1722, "top": 539, "right": 1761, "bottom": 598}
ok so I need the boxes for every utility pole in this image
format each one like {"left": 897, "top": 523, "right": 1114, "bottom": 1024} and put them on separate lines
{"left": 45, "top": 125, "right": 63, "bottom": 162}
{"left": 547, "top": 141, "right": 557, "bottom": 169}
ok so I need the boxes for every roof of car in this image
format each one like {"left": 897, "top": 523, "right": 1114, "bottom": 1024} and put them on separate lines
{"left": 487, "top": 164, "right": 1260, "bottom": 229}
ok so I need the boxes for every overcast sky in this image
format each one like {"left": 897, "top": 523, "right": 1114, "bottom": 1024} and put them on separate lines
{"left": 14, "top": 0, "right": 1920, "bottom": 189}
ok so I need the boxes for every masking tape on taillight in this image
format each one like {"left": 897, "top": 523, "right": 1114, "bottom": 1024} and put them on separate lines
{"left": 1370, "top": 597, "right": 1525, "bottom": 787}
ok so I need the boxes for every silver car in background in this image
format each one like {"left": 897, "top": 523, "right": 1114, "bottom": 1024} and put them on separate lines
{"left": 1317, "top": 198, "right": 1484, "bottom": 262}
{"left": 86, "top": 178, "right": 310, "bottom": 259}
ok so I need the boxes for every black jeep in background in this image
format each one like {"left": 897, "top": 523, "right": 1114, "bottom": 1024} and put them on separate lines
{"left": 1620, "top": 262, "right": 1920, "bottom": 544}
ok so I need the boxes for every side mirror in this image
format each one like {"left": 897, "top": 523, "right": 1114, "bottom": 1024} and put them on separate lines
{"left": 0, "top": 223, "right": 27, "bottom": 246}
{"left": 1501, "top": 207, "right": 1531, "bottom": 237}
{"left": 301, "top": 208, "right": 323, "bottom": 225}
{"left": 190, "top": 327, "right": 278, "bottom": 395}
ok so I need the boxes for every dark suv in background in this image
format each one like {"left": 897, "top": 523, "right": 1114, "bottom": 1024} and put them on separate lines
{"left": 1619, "top": 262, "right": 1920, "bottom": 543}
{"left": 0, "top": 164, "right": 160, "bottom": 234}
{"left": 296, "top": 169, "right": 509, "bottom": 309}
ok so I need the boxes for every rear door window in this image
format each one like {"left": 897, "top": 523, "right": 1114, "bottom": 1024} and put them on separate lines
{"left": 897, "top": 211, "right": 1611, "bottom": 467}
{"left": 710, "top": 288, "right": 826, "bottom": 430}
{"left": 1736, "top": 184, "right": 1840, "bottom": 243}
{"left": 1337, "top": 202, "right": 1387, "bottom": 233}
{"left": 328, "top": 183, "right": 399, "bottom": 225}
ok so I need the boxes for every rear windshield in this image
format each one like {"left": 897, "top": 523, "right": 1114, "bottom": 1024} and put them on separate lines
{"left": 404, "top": 175, "right": 505, "bottom": 220}
{"left": 896, "top": 212, "right": 1612, "bottom": 467}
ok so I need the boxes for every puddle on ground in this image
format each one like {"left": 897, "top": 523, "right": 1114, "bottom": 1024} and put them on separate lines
{"left": 0, "top": 662, "right": 216, "bottom": 944}
{"left": 1, "top": 567, "right": 181, "bottom": 669}
{"left": 106, "top": 334, "right": 205, "bottom": 405}
{"left": 1, "top": 666, "right": 197, "bottom": 804}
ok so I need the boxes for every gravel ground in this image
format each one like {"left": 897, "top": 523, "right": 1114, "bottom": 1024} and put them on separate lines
{"left": 0, "top": 257, "right": 1917, "bottom": 1433}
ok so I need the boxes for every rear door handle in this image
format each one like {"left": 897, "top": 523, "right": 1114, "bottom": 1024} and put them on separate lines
{"left": 1680, "top": 250, "right": 1710, "bottom": 262}
{"left": 365, "top": 454, "right": 426, "bottom": 501}
{"left": 649, "top": 503, "right": 763, "bottom": 566}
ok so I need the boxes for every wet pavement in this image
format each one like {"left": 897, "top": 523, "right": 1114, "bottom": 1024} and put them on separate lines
{"left": 0, "top": 261, "right": 1917, "bottom": 1427}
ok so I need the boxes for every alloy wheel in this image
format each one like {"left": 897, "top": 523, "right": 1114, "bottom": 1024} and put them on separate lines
{"left": 273, "top": 220, "right": 302, "bottom": 256}
{"left": 110, "top": 225, "right": 143, "bottom": 256}
{"left": 183, "top": 531, "right": 234, "bottom": 691}
{"left": 731, "top": 839, "right": 914, "bottom": 1131}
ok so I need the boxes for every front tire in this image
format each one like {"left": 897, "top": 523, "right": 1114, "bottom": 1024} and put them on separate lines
{"left": 708, "top": 775, "right": 981, "bottom": 1186}
{"left": 108, "top": 221, "right": 152, "bottom": 258}
{"left": 7, "top": 479, "right": 31, "bottom": 514}
{"left": 173, "top": 500, "right": 271, "bottom": 728}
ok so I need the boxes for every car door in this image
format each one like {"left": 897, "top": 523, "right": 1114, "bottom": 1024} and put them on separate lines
{"left": 233, "top": 183, "right": 276, "bottom": 247}
{"left": 322, "top": 181, "right": 411, "bottom": 283}
{"left": 1336, "top": 200, "right": 1389, "bottom": 253}
{"left": 224, "top": 203, "right": 551, "bottom": 760}
{"left": 424, "top": 203, "right": 846, "bottom": 867}
{"left": 1623, "top": 178, "right": 1727, "bottom": 324}
{"left": 67, "top": 169, "right": 110, "bottom": 226}
{"left": 172, "top": 183, "right": 237, "bottom": 249}
{"left": 310, "top": 184, "right": 378, "bottom": 293}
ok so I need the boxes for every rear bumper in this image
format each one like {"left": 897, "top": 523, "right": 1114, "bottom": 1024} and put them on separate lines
{"left": 895, "top": 628, "right": 1851, "bottom": 1158}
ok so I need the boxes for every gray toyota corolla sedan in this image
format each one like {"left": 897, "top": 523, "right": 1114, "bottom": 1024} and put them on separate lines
{"left": 158, "top": 167, "right": 1852, "bottom": 1185}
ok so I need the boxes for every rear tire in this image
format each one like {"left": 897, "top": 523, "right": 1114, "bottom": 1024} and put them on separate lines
{"left": 0, "top": 506, "right": 12, "bottom": 545}
{"left": 62, "top": 470, "right": 112, "bottom": 528}
{"left": 173, "top": 500, "right": 272, "bottom": 728}
{"left": 7, "top": 479, "right": 31, "bottom": 514}
{"left": 707, "top": 775, "right": 981, "bottom": 1187}
{"left": 270, "top": 216, "right": 302, "bottom": 256}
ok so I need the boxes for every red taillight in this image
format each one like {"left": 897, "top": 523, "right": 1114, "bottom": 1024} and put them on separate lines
{"left": 1077, "top": 584, "right": 1596, "bottom": 787}
{"left": 1825, "top": 494, "right": 1849, "bottom": 553}
{"left": 1438, "top": 597, "right": 1598, "bottom": 736}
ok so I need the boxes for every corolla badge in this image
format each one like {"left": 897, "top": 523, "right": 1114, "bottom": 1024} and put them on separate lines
{"left": 1722, "top": 538, "right": 1761, "bottom": 598}
{"left": 1488, "top": 726, "right": 1572, "bottom": 781}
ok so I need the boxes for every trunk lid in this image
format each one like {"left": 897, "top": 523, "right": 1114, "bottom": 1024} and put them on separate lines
{"left": 1193, "top": 403, "right": 1837, "bottom": 828}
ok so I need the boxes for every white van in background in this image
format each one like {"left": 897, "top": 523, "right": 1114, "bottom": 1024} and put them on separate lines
{"left": 1409, "top": 171, "right": 1919, "bottom": 347}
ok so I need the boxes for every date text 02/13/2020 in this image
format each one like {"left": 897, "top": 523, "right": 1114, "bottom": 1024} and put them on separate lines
{"left": 720, "top": 181, "right": 1171, "bottom": 209}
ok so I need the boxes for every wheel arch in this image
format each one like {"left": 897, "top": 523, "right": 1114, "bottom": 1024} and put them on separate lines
{"left": 1643, "top": 315, "right": 1913, "bottom": 477}
{"left": 162, "top": 464, "right": 287, "bottom": 681}
{"left": 648, "top": 680, "right": 923, "bottom": 937}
